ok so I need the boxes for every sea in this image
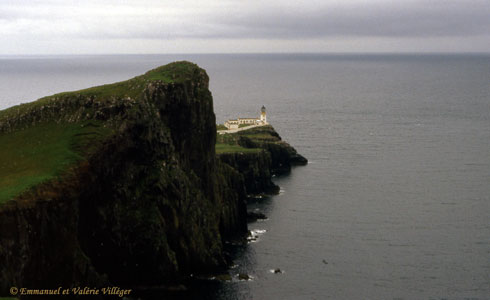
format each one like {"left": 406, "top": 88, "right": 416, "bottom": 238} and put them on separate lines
{"left": 1, "top": 54, "right": 489, "bottom": 300}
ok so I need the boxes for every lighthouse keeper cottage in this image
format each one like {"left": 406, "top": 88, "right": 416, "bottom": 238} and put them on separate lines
{"left": 224, "top": 106, "right": 268, "bottom": 130}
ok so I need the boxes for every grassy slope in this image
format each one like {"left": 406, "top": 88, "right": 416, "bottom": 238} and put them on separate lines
{"left": 0, "top": 61, "right": 198, "bottom": 122}
{"left": 215, "top": 143, "right": 262, "bottom": 154}
{"left": 236, "top": 126, "right": 281, "bottom": 142}
{"left": 0, "top": 121, "right": 111, "bottom": 204}
{"left": 0, "top": 61, "right": 199, "bottom": 204}
{"left": 215, "top": 125, "right": 278, "bottom": 154}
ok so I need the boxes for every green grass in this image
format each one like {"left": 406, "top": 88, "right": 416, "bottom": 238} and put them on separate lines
{"left": 53, "top": 79, "right": 145, "bottom": 100}
{"left": 215, "top": 143, "right": 262, "bottom": 154}
{"left": 0, "top": 61, "right": 201, "bottom": 123}
{"left": 45, "top": 61, "right": 197, "bottom": 101}
{"left": 238, "top": 124, "right": 253, "bottom": 128}
{"left": 238, "top": 132, "right": 279, "bottom": 141}
{"left": 0, "top": 121, "right": 112, "bottom": 204}
{"left": 145, "top": 61, "right": 199, "bottom": 83}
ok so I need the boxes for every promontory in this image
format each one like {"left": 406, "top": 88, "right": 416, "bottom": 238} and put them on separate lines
{"left": 0, "top": 61, "right": 306, "bottom": 295}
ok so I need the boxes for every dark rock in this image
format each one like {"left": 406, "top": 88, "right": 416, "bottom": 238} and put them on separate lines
{"left": 217, "top": 151, "right": 280, "bottom": 195}
{"left": 247, "top": 211, "right": 267, "bottom": 222}
{"left": 214, "top": 274, "right": 232, "bottom": 281}
{"left": 238, "top": 273, "right": 250, "bottom": 280}
{"left": 290, "top": 153, "right": 308, "bottom": 165}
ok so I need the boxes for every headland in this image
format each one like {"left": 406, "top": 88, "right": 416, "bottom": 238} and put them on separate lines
{"left": 0, "top": 61, "right": 306, "bottom": 296}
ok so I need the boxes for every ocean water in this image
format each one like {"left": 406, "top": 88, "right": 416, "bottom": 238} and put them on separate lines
{"left": 1, "top": 54, "right": 490, "bottom": 299}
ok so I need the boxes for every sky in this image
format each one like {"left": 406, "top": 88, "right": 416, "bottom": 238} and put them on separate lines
{"left": 1, "top": 0, "right": 489, "bottom": 54}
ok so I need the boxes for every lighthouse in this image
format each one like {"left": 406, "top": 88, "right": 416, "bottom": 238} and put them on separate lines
{"left": 222, "top": 106, "right": 268, "bottom": 130}
{"left": 260, "top": 105, "right": 267, "bottom": 124}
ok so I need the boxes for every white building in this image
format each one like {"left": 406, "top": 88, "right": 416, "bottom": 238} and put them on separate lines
{"left": 224, "top": 106, "right": 268, "bottom": 129}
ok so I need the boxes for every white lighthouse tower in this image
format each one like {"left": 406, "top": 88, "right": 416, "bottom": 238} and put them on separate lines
{"left": 260, "top": 105, "right": 267, "bottom": 124}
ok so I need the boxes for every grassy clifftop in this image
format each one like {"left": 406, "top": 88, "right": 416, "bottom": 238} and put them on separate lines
{"left": 0, "top": 61, "right": 203, "bottom": 205}
{"left": 216, "top": 125, "right": 307, "bottom": 174}
{"left": 0, "top": 121, "right": 110, "bottom": 204}
{"left": 215, "top": 125, "right": 280, "bottom": 155}
{"left": 0, "top": 61, "right": 202, "bottom": 123}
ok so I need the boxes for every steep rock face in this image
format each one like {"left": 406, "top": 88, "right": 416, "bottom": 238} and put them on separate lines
{"left": 0, "top": 62, "right": 247, "bottom": 293}
{"left": 0, "top": 183, "right": 106, "bottom": 291}
{"left": 217, "top": 151, "right": 279, "bottom": 195}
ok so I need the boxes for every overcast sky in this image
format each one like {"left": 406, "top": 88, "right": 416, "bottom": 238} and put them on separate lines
{"left": 1, "top": 0, "right": 489, "bottom": 54}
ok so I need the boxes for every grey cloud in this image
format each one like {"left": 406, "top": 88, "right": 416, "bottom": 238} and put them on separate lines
{"left": 1, "top": 0, "right": 489, "bottom": 42}
{"left": 85, "top": 1, "right": 490, "bottom": 41}
{"left": 201, "top": 1, "right": 490, "bottom": 39}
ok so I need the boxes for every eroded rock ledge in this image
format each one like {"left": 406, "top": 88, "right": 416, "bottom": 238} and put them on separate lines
{"left": 216, "top": 125, "right": 308, "bottom": 194}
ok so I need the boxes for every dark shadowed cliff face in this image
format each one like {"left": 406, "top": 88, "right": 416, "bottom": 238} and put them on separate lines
{"left": 0, "top": 62, "right": 247, "bottom": 292}
{"left": 217, "top": 150, "right": 279, "bottom": 195}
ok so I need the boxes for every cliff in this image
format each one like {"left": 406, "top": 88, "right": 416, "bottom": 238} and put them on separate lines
{"left": 0, "top": 62, "right": 306, "bottom": 296}
{"left": 217, "top": 150, "right": 278, "bottom": 195}
{"left": 216, "top": 125, "right": 308, "bottom": 179}
{"left": 0, "top": 62, "right": 247, "bottom": 294}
